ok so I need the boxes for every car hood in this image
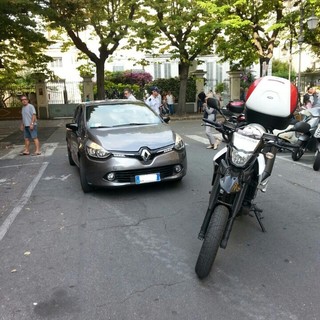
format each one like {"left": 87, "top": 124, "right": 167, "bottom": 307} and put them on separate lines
{"left": 87, "top": 124, "right": 176, "bottom": 151}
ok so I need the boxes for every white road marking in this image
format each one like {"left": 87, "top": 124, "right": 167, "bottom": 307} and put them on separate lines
{"left": 0, "top": 143, "right": 59, "bottom": 160}
{"left": 0, "top": 145, "right": 25, "bottom": 159}
{"left": 42, "top": 174, "right": 71, "bottom": 181}
{"left": 185, "top": 134, "right": 315, "bottom": 169}
{"left": 0, "top": 162, "right": 49, "bottom": 242}
{"left": 186, "top": 134, "right": 222, "bottom": 144}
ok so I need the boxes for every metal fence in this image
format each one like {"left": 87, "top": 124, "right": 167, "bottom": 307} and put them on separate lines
{"left": 47, "top": 81, "right": 82, "bottom": 104}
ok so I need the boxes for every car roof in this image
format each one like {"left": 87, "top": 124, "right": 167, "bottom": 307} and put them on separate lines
{"left": 82, "top": 99, "right": 145, "bottom": 107}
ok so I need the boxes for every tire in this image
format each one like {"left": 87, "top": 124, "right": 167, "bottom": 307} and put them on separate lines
{"left": 291, "top": 147, "right": 304, "bottom": 161}
{"left": 79, "top": 157, "right": 93, "bottom": 193}
{"left": 195, "top": 205, "right": 229, "bottom": 279}
{"left": 67, "top": 146, "right": 76, "bottom": 166}
{"left": 313, "top": 150, "right": 320, "bottom": 171}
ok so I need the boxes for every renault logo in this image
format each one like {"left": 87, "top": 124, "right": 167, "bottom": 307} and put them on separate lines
{"left": 141, "top": 148, "right": 151, "bottom": 161}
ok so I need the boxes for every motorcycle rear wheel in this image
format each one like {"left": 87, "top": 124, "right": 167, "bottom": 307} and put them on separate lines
{"left": 313, "top": 150, "right": 320, "bottom": 171}
{"left": 195, "top": 205, "right": 229, "bottom": 279}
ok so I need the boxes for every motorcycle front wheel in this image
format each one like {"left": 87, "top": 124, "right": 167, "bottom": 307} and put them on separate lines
{"left": 291, "top": 147, "right": 304, "bottom": 161}
{"left": 313, "top": 150, "right": 320, "bottom": 171}
{"left": 195, "top": 205, "right": 229, "bottom": 279}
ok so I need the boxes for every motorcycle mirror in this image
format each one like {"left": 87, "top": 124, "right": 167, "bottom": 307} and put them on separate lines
{"left": 292, "top": 121, "right": 311, "bottom": 133}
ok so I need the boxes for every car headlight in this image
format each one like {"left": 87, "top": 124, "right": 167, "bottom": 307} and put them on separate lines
{"left": 86, "top": 140, "right": 110, "bottom": 159}
{"left": 174, "top": 133, "right": 185, "bottom": 151}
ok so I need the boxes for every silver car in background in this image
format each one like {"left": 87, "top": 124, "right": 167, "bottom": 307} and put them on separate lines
{"left": 66, "top": 100, "right": 187, "bottom": 192}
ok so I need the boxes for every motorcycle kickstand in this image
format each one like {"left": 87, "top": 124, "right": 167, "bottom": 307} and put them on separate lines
{"left": 249, "top": 204, "right": 266, "bottom": 233}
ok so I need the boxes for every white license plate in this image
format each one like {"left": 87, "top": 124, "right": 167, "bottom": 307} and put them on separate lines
{"left": 135, "top": 173, "right": 161, "bottom": 184}
{"left": 314, "top": 124, "right": 320, "bottom": 138}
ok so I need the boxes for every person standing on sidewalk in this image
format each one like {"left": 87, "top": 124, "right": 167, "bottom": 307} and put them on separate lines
{"left": 165, "top": 91, "right": 175, "bottom": 115}
{"left": 145, "top": 87, "right": 161, "bottom": 115}
{"left": 19, "top": 95, "right": 41, "bottom": 156}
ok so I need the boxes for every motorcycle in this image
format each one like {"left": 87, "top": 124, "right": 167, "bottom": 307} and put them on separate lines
{"left": 195, "top": 118, "right": 311, "bottom": 279}
{"left": 289, "top": 107, "right": 320, "bottom": 170}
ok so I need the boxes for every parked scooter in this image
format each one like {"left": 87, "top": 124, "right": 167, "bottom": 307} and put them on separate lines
{"left": 195, "top": 119, "right": 311, "bottom": 279}
{"left": 298, "top": 107, "right": 320, "bottom": 170}
{"left": 279, "top": 107, "right": 320, "bottom": 167}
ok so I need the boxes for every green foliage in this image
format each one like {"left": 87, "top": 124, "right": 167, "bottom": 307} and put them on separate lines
{"left": 39, "top": 0, "right": 140, "bottom": 99}
{"left": 271, "top": 59, "right": 296, "bottom": 80}
{"left": 204, "top": 0, "right": 290, "bottom": 74}
{"left": 77, "top": 63, "right": 95, "bottom": 77}
{"left": 146, "top": 77, "right": 196, "bottom": 102}
{"left": 215, "top": 82, "right": 224, "bottom": 94}
{"left": 101, "top": 70, "right": 153, "bottom": 99}
{"left": 0, "top": 0, "right": 52, "bottom": 75}
{"left": 240, "top": 70, "right": 256, "bottom": 89}
{"left": 132, "top": 0, "right": 227, "bottom": 113}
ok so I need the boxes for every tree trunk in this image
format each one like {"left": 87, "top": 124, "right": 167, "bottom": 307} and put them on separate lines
{"left": 259, "top": 57, "right": 270, "bottom": 77}
{"left": 95, "top": 59, "right": 106, "bottom": 100}
{"left": 177, "top": 62, "right": 189, "bottom": 116}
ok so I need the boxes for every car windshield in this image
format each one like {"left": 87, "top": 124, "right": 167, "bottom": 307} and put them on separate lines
{"left": 86, "top": 102, "right": 162, "bottom": 128}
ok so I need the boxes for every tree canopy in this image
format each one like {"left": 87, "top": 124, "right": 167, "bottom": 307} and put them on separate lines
{"left": 38, "top": 0, "right": 138, "bottom": 99}
{"left": 0, "top": 0, "right": 52, "bottom": 93}
{"left": 130, "top": 0, "right": 227, "bottom": 114}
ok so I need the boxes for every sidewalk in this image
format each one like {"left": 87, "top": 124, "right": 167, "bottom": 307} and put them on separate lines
{"left": 0, "top": 113, "right": 205, "bottom": 149}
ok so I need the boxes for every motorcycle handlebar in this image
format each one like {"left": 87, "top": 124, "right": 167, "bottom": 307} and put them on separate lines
{"left": 202, "top": 118, "right": 222, "bottom": 128}
{"left": 263, "top": 133, "right": 300, "bottom": 151}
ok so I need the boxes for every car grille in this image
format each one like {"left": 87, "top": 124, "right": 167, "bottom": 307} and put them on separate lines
{"left": 106, "top": 165, "right": 176, "bottom": 183}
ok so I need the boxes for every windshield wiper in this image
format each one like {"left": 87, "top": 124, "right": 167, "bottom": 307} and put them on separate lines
{"left": 89, "top": 125, "right": 112, "bottom": 129}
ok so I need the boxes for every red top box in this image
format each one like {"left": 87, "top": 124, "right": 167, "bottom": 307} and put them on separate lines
{"left": 245, "top": 76, "right": 298, "bottom": 130}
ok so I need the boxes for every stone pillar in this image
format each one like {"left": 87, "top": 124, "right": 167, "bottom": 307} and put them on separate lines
{"left": 82, "top": 76, "right": 94, "bottom": 101}
{"left": 228, "top": 70, "right": 242, "bottom": 101}
{"left": 34, "top": 74, "right": 49, "bottom": 119}
{"left": 191, "top": 69, "right": 206, "bottom": 112}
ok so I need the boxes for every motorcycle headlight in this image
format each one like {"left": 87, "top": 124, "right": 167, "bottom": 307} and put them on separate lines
{"left": 86, "top": 140, "right": 111, "bottom": 159}
{"left": 231, "top": 148, "right": 254, "bottom": 167}
{"left": 230, "top": 132, "right": 260, "bottom": 167}
{"left": 174, "top": 133, "right": 185, "bottom": 151}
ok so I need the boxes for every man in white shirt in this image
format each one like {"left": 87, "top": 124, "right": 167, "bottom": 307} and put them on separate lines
{"left": 145, "top": 87, "right": 161, "bottom": 115}
{"left": 124, "top": 88, "right": 137, "bottom": 101}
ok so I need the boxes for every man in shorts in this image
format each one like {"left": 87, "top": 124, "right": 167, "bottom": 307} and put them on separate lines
{"left": 19, "top": 95, "right": 41, "bottom": 156}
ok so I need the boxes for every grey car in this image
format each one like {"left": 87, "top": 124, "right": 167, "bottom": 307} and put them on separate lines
{"left": 66, "top": 100, "right": 187, "bottom": 192}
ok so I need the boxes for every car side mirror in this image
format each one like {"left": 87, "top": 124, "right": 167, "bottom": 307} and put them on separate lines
{"left": 162, "top": 116, "right": 170, "bottom": 123}
{"left": 66, "top": 123, "right": 78, "bottom": 131}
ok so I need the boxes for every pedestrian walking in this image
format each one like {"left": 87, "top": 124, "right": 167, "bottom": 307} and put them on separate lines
{"left": 203, "top": 97, "right": 220, "bottom": 150}
{"left": 19, "top": 95, "right": 41, "bottom": 156}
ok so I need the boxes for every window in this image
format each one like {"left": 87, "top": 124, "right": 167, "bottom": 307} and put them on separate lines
{"left": 51, "top": 57, "right": 63, "bottom": 68}
{"left": 216, "top": 63, "right": 222, "bottom": 83}
{"left": 206, "top": 61, "right": 214, "bottom": 90}
{"left": 113, "top": 65, "right": 124, "bottom": 72}
{"left": 154, "top": 63, "right": 162, "bottom": 79}
{"left": 164, "top": 63, "right": 171, "bottom": 78}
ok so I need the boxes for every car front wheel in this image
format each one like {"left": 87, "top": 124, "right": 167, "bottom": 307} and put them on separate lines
{"left": 79, "top": 157, "right": 93, "bottom": 193}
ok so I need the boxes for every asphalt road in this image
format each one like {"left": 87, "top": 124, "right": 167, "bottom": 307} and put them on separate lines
{"left": 0, "top": 119, "right": 319, "bottom": 320}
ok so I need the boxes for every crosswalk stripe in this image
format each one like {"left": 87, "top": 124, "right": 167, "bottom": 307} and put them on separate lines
{"left": 185, "top": 134, "right": 222, "bottom": 144}
{"left": 0, "top": 143, "right": 59, "bottom": 160}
